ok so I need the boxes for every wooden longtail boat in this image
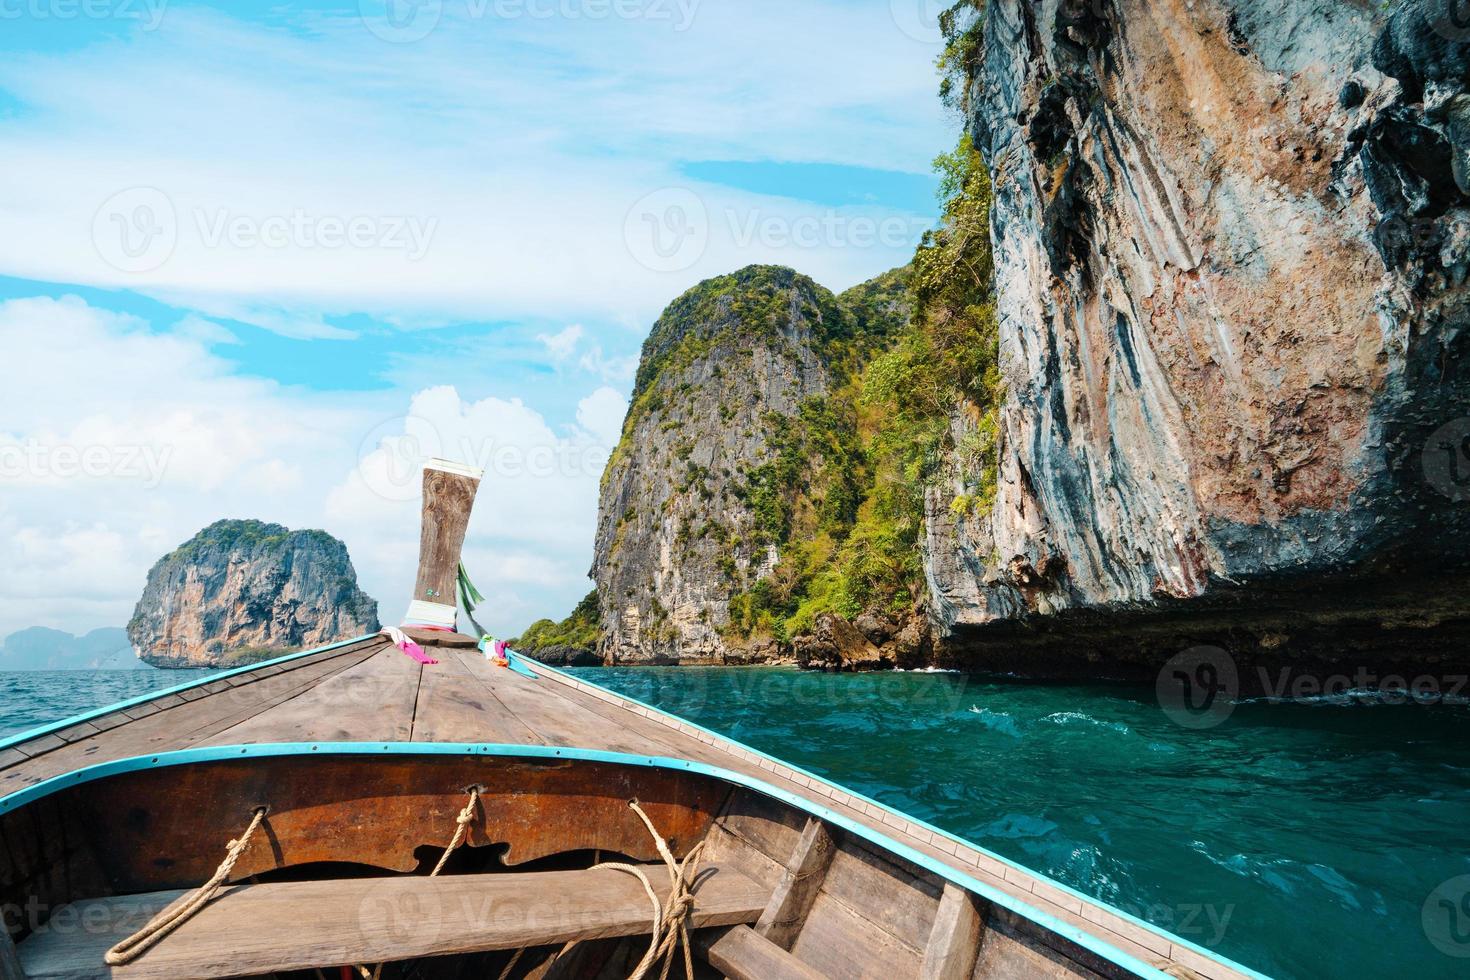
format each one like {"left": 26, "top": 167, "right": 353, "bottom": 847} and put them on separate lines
{"left": 0, "top": 463, "right": 1265, "bottom": 980}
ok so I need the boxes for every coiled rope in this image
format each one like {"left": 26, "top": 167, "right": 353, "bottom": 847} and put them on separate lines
{"left": 105, "top": 806, "right": 269, "bottom": 966}
{"left": 588, "top": 799, "right": 706, "bottom": 980}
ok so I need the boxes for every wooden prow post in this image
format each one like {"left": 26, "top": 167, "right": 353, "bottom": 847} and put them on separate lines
{"left": 404, "top": 459, "right": 484, "bottom": 632}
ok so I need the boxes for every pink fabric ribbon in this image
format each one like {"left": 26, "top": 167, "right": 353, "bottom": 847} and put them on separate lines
{"left": 380, "top": 626, "right": 439, "bottom": 665}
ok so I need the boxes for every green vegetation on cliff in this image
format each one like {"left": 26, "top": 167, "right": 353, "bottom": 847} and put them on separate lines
{"left": 724, "top": 135, "right": 999, "bottom": 644}
{"left": 512, "top": 590, "right": 600, "bottom": 652}
{"left": 539, "top": 137, "right": 999, "bottom": 656}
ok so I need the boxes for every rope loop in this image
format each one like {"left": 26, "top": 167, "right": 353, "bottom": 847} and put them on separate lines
{"left": 105, "top": 806, "right": 269, "bottom": 966}
{"left": 591, "top": 799, "right": 706, "bottom": 980}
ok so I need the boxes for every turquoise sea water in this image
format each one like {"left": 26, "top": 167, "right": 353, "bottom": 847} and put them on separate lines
{"left": 3, "top": 666, "right": 1469, "bottom": 979}
{"left": 566, "top": 668, "right": 1470, "bottom": 980}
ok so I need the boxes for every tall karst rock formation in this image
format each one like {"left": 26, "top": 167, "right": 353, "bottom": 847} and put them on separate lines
{"left": 922, "top": 0, "right": 1470, "bottom": 669}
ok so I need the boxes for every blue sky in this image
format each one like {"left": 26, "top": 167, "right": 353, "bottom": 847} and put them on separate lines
{"left": 0, "top": 0, "right": 956, "bottom": 643}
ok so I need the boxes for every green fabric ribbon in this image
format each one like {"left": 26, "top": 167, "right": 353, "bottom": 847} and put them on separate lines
{"left": 457, "top": 562, "right": 488, "bottom": 637}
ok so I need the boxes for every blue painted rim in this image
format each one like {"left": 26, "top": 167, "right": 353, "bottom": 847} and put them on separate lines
{"left": 2, "top": 741, "right": 1178, "bottom": 980}
{"left": 524, "top": 656, "right": 1274, "bottom": 980}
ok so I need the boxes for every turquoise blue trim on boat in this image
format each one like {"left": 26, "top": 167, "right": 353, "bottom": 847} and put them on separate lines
{"left": 518, "top": 654, "right": 1274, "bottom": 980}
{"left": 0, "top": 634, "right": 377, "bottom": 753}
{"left": 0, "top": 741, "right": 1179, "bottom": 980}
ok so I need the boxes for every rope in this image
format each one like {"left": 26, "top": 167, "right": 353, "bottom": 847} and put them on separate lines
{"left": 356, "top": 787, "right": 483, "bottom": 980}
{"left": 430, "top": 786, "right": 481, "bottom": 877}
{"left": 588, "top": 800, "right": 706, "bottom": 980}
{"left": 105, "top": 806, "right": 269, "bottom": 966}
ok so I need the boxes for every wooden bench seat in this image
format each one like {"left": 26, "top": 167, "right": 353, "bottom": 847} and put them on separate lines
{"left": 18, "top": 865, "right": 768, "bottom": 979}
{"left": 694, "top": 925, "right": 830, "bottom": 980}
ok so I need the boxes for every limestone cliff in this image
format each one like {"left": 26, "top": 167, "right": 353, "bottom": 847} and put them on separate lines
{"left": 592, "top": 265, "right": 904, "bottom": 664}
{"left": 925, "top": 0, "right": 1470, "bottom": 669}
{"left": 128, "top": 520, "right": 380, "bottom": 668}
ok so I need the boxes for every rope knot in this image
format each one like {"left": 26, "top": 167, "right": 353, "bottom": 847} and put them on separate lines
{"left": 592, "top": 799, "right": 705, "bottom": 980}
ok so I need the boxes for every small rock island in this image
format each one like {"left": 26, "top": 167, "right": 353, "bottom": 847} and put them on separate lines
{"left": 127, "top": 519, "right": 380, "bottom": 668}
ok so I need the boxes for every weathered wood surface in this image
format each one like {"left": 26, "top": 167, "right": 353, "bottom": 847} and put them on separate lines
{"left": 919, "top": 884, "right": 986, "bottom": 980}
{"left": 412, "top": 466, "right": 480, "bottom": 614}
{"left": 203, "top": 645, "right": 423, "bottom": 744}
{"left": 0, "top": 638, "right": 386, "bottom": 792}
{"left": 17, "top": 865, "right": 768, "bottom": 980}
{"left": 694, "top": 925, "right": 829, "bottom": 980}
{"left": 755, "top": 817, "right": 836, "bottom": 949}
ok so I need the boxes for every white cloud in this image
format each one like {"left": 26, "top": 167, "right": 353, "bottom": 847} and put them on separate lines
{"left": 579, "top": 344, "right": 641, "bottom": 384}
{"left": 576, "top": 387, "right": 630, "bottom": 449}
{"left": 0, "top": 4, "right": 946, "bottom": 334}
{"left": 0, "top": 296, "right": 607, "bottom": 641}
{"left": 537, "top": 324, "right": 585, "bottom": 363}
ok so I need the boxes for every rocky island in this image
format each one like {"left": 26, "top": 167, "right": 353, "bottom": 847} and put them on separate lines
{"left": 127, "top": 519, "right": 380, "bottom": 668}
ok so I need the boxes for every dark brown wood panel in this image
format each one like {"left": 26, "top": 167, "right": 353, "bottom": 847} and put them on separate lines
{"left": 5, "top": 756, "right": 730, "bottom": 899}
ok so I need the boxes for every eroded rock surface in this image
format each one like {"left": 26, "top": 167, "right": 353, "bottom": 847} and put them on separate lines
{"left": 593, "top": 266, "right": 844, "bottom": 664}
{"left": 927, "top": 0, "right": 1470, "bottom": 668}
{"left": 128, "top": 520, "right": 380, "bottom": 668}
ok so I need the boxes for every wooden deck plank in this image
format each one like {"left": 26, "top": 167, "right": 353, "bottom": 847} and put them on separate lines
{"left": 452, "top": 652, "right": 698, "bottom": 755}
{"left": 18, "top": 865, "right": 769, "bottom": 980}
{"left": 207, "top": 646, "right": 422, "bottom": 744}
{"left": 410, "top": 651, "right": 540, "bottom": 744}
{"left": 0, "top": 642, "right": 386, "bottom": 794}
{"left": 694, "top": 925, "right": 829, "bottom": 980}
{"left": 790, "top": 887, "right": 922, "bottom": 979}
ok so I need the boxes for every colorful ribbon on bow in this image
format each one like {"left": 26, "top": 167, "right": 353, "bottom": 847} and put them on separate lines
{"left": 380, "top": 625, "right": 438, "bottom": 665}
